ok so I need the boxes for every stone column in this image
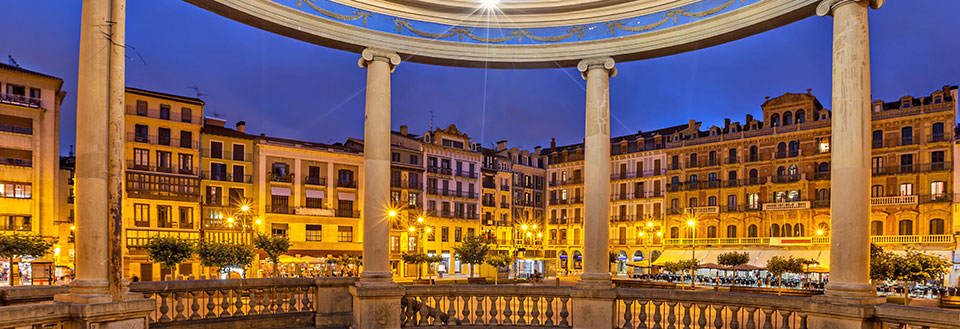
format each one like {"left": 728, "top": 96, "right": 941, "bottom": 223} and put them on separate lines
{"left": 351, "top": 48, "right": 404, "bottom": 329}
{"left": 571, "top": 57, "right": 617, "bottom": 329}
{"left": 810, "top": 1, "right": 885, "bottom": 328}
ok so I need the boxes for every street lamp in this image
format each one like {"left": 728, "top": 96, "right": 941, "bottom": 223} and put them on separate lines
{"left": 686, "top": 219, "right": 697, "bottom": 288}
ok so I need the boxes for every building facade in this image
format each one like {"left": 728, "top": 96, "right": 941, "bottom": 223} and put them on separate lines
{"left": 200, "top": 118, "right": 257, "bottom": 245}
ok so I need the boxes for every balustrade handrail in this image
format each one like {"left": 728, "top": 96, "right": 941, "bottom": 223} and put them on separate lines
{"left": 873, "top": 303, "right": 960, "bottom": 329}
{"left": 615, "top": 288, "right": 810, "bottom": 312}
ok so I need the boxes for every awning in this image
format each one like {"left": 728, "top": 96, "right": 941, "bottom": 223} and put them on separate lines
{"left": 651, "top": 250, "right": 690, "bottom": 266}
{"left": 750, "top": 250, "right": 794, "bottom": 267}
{"left": 338, "top": 192, "right": 356, "bottom": 201}
{"left": 271, "top": 187, "right": 291, "bottom": 196}
{"left": 306, "top": 189, "right": 325, "bottom": 199}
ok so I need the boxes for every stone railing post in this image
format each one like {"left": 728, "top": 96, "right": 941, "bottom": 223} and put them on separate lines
{"left": 351, "top": 48, "right": 405, "bottom": 329}
{"left": 810, "top": 0, "right": 887, "bottom": 327}
{"left": 571, "top": 57, "right": 617, "bottom": 329}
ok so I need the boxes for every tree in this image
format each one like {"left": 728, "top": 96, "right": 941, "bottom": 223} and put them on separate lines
{"left": 452, "top": 236, "right": 489, "bottom": 277}
{"left": 144, "top": 236, "right": 195, "bottom": 276}
{"left": 425, "top": 255, "right": 444, "bottom": 280}
{"left": 253, "top": 233, "right": 291, "bottom": 278}
{"left": 662, "top": 259, "right": 698, "bottom": 288}
{"left": 717, "top": 251, "right": 750, "bottom": 285}
{"left": 891, "top": 249, "right": 950, "bottom": 298}
{"left": 0, "top": 233, "right": 54, "bottom": 286}
{"left": 330, "top": 254, "right": 363, "bottom": 276}
{"left": 609, "top": 251, "right": 619, "bottom": 273}
{"left": 484, "top": 253, "right": 512, "bottom": 285}
{"left": 197, "top": 241, "right": 255, "bottom": 276}
{"left": 402, "top": 252, "right": 427, "bottom": 280}
{"left": 766, "top": 256, "right": 804, "bottom": 295}
{"left": 870, "top": 244, "right": 895, "bottom": 283}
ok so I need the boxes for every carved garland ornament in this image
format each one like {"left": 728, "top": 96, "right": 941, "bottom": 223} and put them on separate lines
{"left": 296, "top": 0, "right": 372, "bottom": 26}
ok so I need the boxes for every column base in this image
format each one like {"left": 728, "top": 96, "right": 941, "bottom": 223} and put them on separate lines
{"left": 350, "top": 282, "right": 404, "bottom": 329}
{"left": 824, "top": 282, "right": 882, "bottom": 300}
{"left": 570, "top": 284, "right": 616, "bottom": 329}
{"left": 807, "top": 296, "right": 882, "bottom": 329}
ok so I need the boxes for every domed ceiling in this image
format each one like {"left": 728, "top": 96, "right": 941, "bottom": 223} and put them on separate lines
{"left": 186, "top": 0, "right": 820, "bottom": 68}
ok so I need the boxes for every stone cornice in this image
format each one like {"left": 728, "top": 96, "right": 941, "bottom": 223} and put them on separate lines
{"left": 816, "top": 0, "right": 884, "bottom": 17}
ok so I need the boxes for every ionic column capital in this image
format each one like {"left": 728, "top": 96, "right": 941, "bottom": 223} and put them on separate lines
{"left": 577, "top": 57, "right": 617, "bottom": 80}
{"left": 816, "top": 0, "right": 884, "bottom": 17}
{"left": 359, "top": 48, "right": 401, "bottom": 72}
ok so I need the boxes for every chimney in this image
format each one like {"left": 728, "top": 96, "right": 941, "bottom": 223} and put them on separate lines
{"left": 400, "top": 125, "right": 408, "bottom": 136}
{"left": 236, "top": 121, "right": 246, "bottom": 133}
{"left": 496, "top": 140, "right": 508, "bottom": 152}
{"left": 746, "top": 114, "right": 754, "bottom": 123}
{"left": 534, "top": 146, "right": 541, "bottom": 153}
{"left": 688, "top": 119, "right": 696, "bottom": 128}
{"left": 724, "top": 118, "right": 731, "bottom": 129}
{"left": 550, "top": 138, "right": 556, "bottom": 149}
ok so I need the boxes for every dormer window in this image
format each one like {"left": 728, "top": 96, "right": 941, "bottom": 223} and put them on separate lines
{"left": 934, "top": 95, "right": 943, "bottom": 104}
{"left": 901, "top": 100, "right": 911, "bottom": 108}
{"left": 873, "top": 104, "right": 881, "bottom": 113}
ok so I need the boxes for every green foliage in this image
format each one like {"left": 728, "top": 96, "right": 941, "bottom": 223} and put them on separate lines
{"left": 484, "top": 253, "right": 512, "bottom": 268}
{"left": 197, "top": 241, "right": 255, "bottom": 274}
{"left": 609, "top": 251, "right": 619, "bottom": 264}
{"left": 662, "top": 259, "right": 699, "bottom": 274}
{"left": 253, "top": 233, "right": 291, "bottom": 277}
{"left": 0, "top": 233, "right": 54, "bottom": 260}
{"left": 453, "top": 236, "right": 489, "bottom": 267}
{"left": 870, "top": 244, "right": 895, "bottom": 281}
{"left": 330, "top": 254, "right": 363, "bottom": 267}
{"left": 765, "top": 256, "right": 804, "bottom": 277}
{"left": 717, "top": 252, "right": 750, "bottom": 268}
{"left": 402, "top": 252, "right": 427, "bottom": 265}
{"left": 144, "top": 236, "right": 195, "bottom": 269}
{"left": 893, "top": 249, "right": 950, "bottom": 285}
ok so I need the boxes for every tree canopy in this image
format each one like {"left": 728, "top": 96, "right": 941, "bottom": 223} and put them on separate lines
{"left": 144, "top": 235, "right": 195, "bottom": 270}
{"left": 717, "top": 251, "right": 750, "bottom": 268}
{"left": 0, "top": 233, "right": 54, "bottom": 260}
{"left": 253, "top": 233, "right": 291, "bottom": 277}
{"left": 197, "top": 241, "right": 255, "bottom": 274}
{"left": 453, "top": 236, "right": 489, "bottom": 277}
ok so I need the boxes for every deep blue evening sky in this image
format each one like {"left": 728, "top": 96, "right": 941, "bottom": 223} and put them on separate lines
{"left": 2, "top": 1, "right": 958, "bottom": 154}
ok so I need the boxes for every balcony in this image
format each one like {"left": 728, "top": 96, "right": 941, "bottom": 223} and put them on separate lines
{"left": 427, "top": 166, "right": 452, "bottom": 175}
{"left": 684, "top": 206, "right": 719, "bottom": 215}
{"left": 337, "top": 179, "right": 357, "bottom": 188}
{"left": 305, "top": 176, "right": 327, "bottom": 186}
{"left": 0, "top": 93, "right": 42, "bottom": 108}
{"left": 870, "top": 195, "right": 917, "bottom": 206}
{"left": 500, "top": 202, "right": 509, "bottom": 208}
{"left": 481, "top": 199, "right": 496, "bottom": 207}
{"left": 294, "top": 207, "right": 336, "bottom": 217}
{"left": 126, "top": 132, "right": 200, "bottom": 149}
{"left": 269, "top": 173, "right": 294, "bottom": 183}
{"left": 770, "top": 174, "right": 802, "bottom": 184}
{"left": 456, "top": 170, "right": 477, "bottom": 179}
{"left": 550, "top": 177, "right": 583, "bottom": 186}
{"left": 610, "top": 215, "right": 634, "bottom": 222}
{"left": 201, "top": 149, "right": 252, "bottom": 161}
{"left": 125, "top": 228, "right": 200, "bottom": 248}
{"left": 761, "top": 201, "right": 810, "bottom": 211}
{"left": 335, "top": 209, "right": 361, "bottom": 218}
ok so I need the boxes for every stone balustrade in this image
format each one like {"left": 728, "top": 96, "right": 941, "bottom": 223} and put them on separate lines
{"left": 616, "top": 288, "right": 810, "bottom": 329}
{"left": 401, "top": 285, "right": 572, "bottom": 327}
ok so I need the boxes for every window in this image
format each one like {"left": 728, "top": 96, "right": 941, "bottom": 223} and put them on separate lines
{"left": 409, "top": 155, "right": 419, "bottom": 165}
{"left": 441, "top": 227, "right": 449, "bottom": 242}
{"left": 206, "top": 186, "right": 222, "bottom": 205}
{"left": 233, "top": 165, "right": 245, "bottom": 183}
{"left": 210, "top": 163, "right": 227, "bottom": 181}
{"left": 871, "top": 156, "right": 884, "bottom": 174}
{"left": 871, "top": 185, "right": 884, "bottom": 197}
{"left": 899, "top": 183, "right": 913, "bottom": 196}
{"left": 900, "top": 154, "right": 913, "bottom": 173}
{"left": 707, "top": 196, "right": 717, "bottom": 206}
{"left": 454, "top": 227, "right": 462, "bottom": 242}
{"left": 706, "top": 226, "right": 717, "bottom": 238}
{"left": 870, "top": 221, "right": 884, "bottom": 236}
{"left": 930, "top": 181, "right": 945, "bottom": 200}
{"left": 726, "top": 225, "right": 737, "bottom": 238}
{"left": 901, "top": 127, "right": 913, "bottom": 145}
{"left": 749, "top": 146, "right": 758, "bottom": 161}
{"left": 770, "top": 113, "right": 780, "bottom": 127}
{"left": 180, "top": 131, "right": 193, "bottom": 148}
{"left": 0, "top": 183, "right": 31, "bottom": 199}
{"left": 747, "top": 225, "right": 758, "bottom": 237}
{"left": 133, "top": 148, "right": 149, "bottom": 168}
{"left": 795, "top": 110, "right": 805, "bottom": 124}
{"left": 669, "top": 227, "right": 679, "bottom": 239}
{"left": 181, "top": 107, "right": 192, "bottom": 123}
{"left": 233, "top": 144, "right": 245, "bottom": 161}
{"left": 929, "top": 219, "right": 945, "bottom": 235}
{"left": 179, "top": 207, "right": 193, "bottom": 229}
{"left": 872, "top": 130, "right": 883, "bottom": 148}
{"left": 747, "top": 193, "right": 759, "bottom": 210}
{"left": 157, "top": 205, "right": 172, "bottom": 228}
{"left": 179, "top": 154, "right": 193, "bottom": 174}
{"left": 782, "top": 111, "right": 793, "bottom": 126}
{"left": 157, "top": 151, "right": 171, "bottom": 171}
{"left": 897, "top": 220, "right": 913, "bottom": 236}
{"left": 932, "top": 123, "right": 945, "bottom": 141}
{"left": 306, "top": 225, "right": 322, "bottom": 241}
{"left": 158, "top": 128, "right": 171, "bottom": 146}
{"left": 136, "top": 100, "right": 148, "bottom": 116}
{"left": 210, "top": 141, "right": 223, "bottom": 159}
{"left": 727, "top": 195, "right": 737, "bottom": 211}
{"left": 336, "top": 226, "right": 353, "bottom": 242}
{"left": 160, "top": 105, "right": 170, "bottom": 120}
{"left": 770, "top": 224, "right": 781, "bottom": 238}
{"left": 228, "top": 188, "right": 244, "bottom": 206}
{"left": 272, "top": 223, "right": 288, "bottom": 237}
{"left": 135, "top": 124, "right": 149, "bottom": 142}
{"left": 134, "top": 204, "right": 150, "bottom": 227}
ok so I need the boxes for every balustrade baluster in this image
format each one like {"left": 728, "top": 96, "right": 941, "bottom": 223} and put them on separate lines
{"left": 503, "top": 296, "right": 514, "bottom": 325}
{"left": 652, "top": 301, "right": 663, "bottom": 329}
{"left": 761, "top": 309, "right": 774, "bottom": 329}
{"left": 190, "top": 291, "right": 202, "bottom": 320}
{"left": 697, "top": 304, "right": 708, "bottom": 329}
{"left": 404, "top": 297, "right": 417, "bottom": 326}
{"left": 778, "top": 310, "right": 792, "bottom": 329}
{"left": 159, "top": 292, "right": 171, "bottom": 322}
{"left": 637, "top": 300, "right": 649, "bottom": 329}
{"left": 712, "top": 305, "right": 724, "bottom": 329}
{"left": 475, "top": 296, "right": 485, "bottom": 325}
{"left": 545, "top": 296, "right": 555, "bottom": 327}
{"left": 744, "top": 307, "right": 757, "bottom": 329}
{"left": 681, "top": 302, "right": 692, "bottom": 329}
{"left": 446, "top": 295, "right": 458, "bottom": 326}
{"left": 531, "top": 296, "right": 542, "bottom": 326}
{"left": 292, "top": 287, "right": 301, "bottom": 312}
{"left": 728, "top": 306, "right": 740, "bottom": 329}
{"left": 433, "top": 296, "right": 444, "bottom": 326}
{"left": 517, "top": 296, "right": 527, "bottom": 325}
{"left": 667, "top": 301, "right": 678, "bottom": 329}
{"left": 174, "top": 291, "right": 186, "bottom": 321}
{"left": 306, "top": 286, "right": 315, "bottom": 311}
{"left": 271, "top": 287, "right": 280, "bottom": 314}
{"left": 234, "top": 289, "right": 245, "bottom": 316}
{"left": 460, "top": 295, "right": 471, "bottom": 325}
{"left": 799, "top": 313, "right": 807, "bottom": 329}
{"left": 559, "top": 297, "right": 570, "bottom": 327}
{"left": 490, "top": 296, "right": 500, "bottom": 325}
{"left": 250, "top": 289, "right": 261, "bottom": 316}
{"left": 205, "top": 290, "right": 216, "bottom": 318}
{"left": 417, "top": 297, "right": 430, "bottom": 326}
{"left": 623, "top": 299, "right": 635, "bottom": 329}
{"left": 219, "top": 289, "right": 231, "bottom": 317}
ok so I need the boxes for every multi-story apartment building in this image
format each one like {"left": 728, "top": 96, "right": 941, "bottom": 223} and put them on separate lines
{"left": 422, "top": 124, "right": 481, "bottom": 274}
{"left": 200, "top": 118, "right": 256, "bottom": 245}
{"left": 0, "top": 63, "right": 64, "bottom": 285}
{"left": 480, "top": 145, "right": 514, "bottom": 253}
{"left": 123, "top": 87, "right": 204, "bottom": 281}
{"left": 254, "top": 134, "right": 364, "bottom": 277}
{"left": 54, "top": 156, "right": 75, "bottom": 272}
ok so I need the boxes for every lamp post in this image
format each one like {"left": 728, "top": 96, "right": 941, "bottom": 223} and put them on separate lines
{"left": 406, "top": 215, "right": 433, "bottom": 279}
{"left": 687, "top": 219, "right": 696, "bottom": 289}
{"left": 637, "top": 220, "right": 662, "bottom": 274}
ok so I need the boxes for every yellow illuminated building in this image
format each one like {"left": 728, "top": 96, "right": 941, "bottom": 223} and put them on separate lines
{"left": 200, "top": 118, "right": 256, "bottom": 245}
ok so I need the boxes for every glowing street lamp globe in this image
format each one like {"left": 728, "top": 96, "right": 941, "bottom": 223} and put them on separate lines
{"left": 687, "top": 220, "right": 696, "bottom": 227}
{"left": 417, "top": 217, "right": 424, "bottom": 223}
{"left": 388, "top": 210, "right": 398, "bottom": 217}
{"left": 240, "top": 205, "right": 250, "bottom": 212}
{"left": 409, "top": 227, "right": 415, "bottom": 232}
{"left": 647, "top": 221, "right": 654, "bottom": 228}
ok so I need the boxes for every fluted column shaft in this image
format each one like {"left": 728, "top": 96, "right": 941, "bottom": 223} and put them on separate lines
{"left": 577, "top": 57, "right": 616, "bottom": 285}
{"left": 358, "top": 48, "right": 400, "bottom": 284}
{"left": 821, "top": 0, "right": 882, "bottom": 298}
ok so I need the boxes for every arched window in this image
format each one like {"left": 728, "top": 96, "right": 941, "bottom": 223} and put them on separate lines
{"left": 929, "top": 218, "right": 945, "bottom": 235}
{"left": 633, "top": 250, "right": 645, "bottom": 262}
{"left": 795, "top": 110, "right": 805, "bottom": 124}
{"left": 728, "top": 170, "right": 737, "bottom": 181}
{"left": 795, "top": 224, "right": 805, "bottom": 237}
{"left": 748, "top": 224, "right": 758, "bottom": 237}
{"left": 783, "top": 111, "right": 793, "bottom": 126}
{"left": 708, "top": 196, "right": 717, "bottom": 206}
{"left": 897, "top": 220, "right": 913, "bottom": 235}
{"left": 707, "top": 226, "right": 718, "bottom": 238}
{"left": 777, "top": 142, "right": 787, "bottom": 156}
{"left": 818, "top": 162, "right": 830, "bottom": 172}
{"left": 771, "top": 113, "right": 781, "bottom": 127}
{"left": 709, "top": 151, "right": 717, "bottom": 165}
{"left": 729, "top": 148, "right": 737, "bottom": 163}
{"left": 788, "top": 165, "right": 798, "bottom": 176}
{"left": 770, "top": 224, "right": 781, "bottom": 237}
{"left": 777, "top": 166, "right": 787, "bottom": 177}
{"left": 783, "top": 223, "right": 793, "bottom": 237}
{"left": 650, "top": 250, "right": 662, "bottom": 263}
{"left": 788, "top": 141, "right": 799, "bottom": 156}
{"left": 670, "top": 227, "right": 680, "bottom": 239}
{"left": 727, "top": 225, "right": 738, "bottom": 238}
{"left": 749, "top": 146, "right": 759, "bottom": 161}
{"left": 870, "top": 220, "right": 884, "bottom": 235}
{"left": 816, "top": 189, "right": 830, "bottom": 201}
